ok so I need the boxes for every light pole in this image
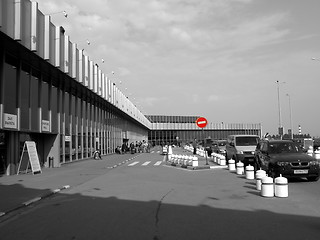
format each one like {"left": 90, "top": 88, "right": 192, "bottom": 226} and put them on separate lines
{"left": 275, "top": 80, "right": 285, "bottom": 139}
{"left": 286, "top": 93, "right": 293, "bottom": 139}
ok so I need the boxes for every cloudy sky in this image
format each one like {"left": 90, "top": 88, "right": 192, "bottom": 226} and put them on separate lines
{"left": 37, "top": 0, "right": 320, "bottom": 137}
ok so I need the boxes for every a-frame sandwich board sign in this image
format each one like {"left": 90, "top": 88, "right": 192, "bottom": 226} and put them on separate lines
{"left": 17, "top": 141, "right": 42, "bottom": 175}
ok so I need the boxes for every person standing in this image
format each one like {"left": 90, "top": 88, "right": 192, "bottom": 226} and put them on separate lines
{"left": 193, "top": 139, "right": 197, "bottom": 155}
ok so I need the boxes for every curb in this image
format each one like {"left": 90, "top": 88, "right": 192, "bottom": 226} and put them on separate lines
{"left": 0, "top": 185, "right": 70, "bottom": 218}
{"left": 166, "top": 162, "right": 226, "bottom": 170}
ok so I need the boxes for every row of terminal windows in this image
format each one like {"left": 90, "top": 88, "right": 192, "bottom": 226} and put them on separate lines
{"left": 146, "top": 115, "right": 199, "bottom": 123}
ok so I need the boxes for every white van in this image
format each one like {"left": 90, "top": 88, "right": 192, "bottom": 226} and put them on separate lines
{"left": 225, "top": 135, "right": 260, "bottom": 166}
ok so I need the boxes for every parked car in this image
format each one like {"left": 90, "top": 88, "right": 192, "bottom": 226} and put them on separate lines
{"left": 226, "top": 134, "right": 260, "bottom": 167}
{"left": 210, "top": 141, "right": 220, "bottom": 153}
{"left": 217, "top": 140, "right": 227, "bottom": 155}
{"left": 254, "top": 139, "right": 320, "bottom": 181}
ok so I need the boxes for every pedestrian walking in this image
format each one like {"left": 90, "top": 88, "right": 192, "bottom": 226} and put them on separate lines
{"left": 193, "top": 139, "right": 197, "bottom": 155}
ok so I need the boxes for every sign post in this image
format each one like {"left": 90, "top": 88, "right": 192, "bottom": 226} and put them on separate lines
{"left": 196, "top": 117, "right": 209, "bottom": 165}
{"left": 17, "top": 141, "right": 42, "bottom": 175}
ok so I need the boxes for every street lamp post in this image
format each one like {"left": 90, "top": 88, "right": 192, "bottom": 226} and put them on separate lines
{"left": 275, "top": 80, "right": 285, "bottom": 139}
{"left": 286, "top": 94, "right": 293, "bottom": 139}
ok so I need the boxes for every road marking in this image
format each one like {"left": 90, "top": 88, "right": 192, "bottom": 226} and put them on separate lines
{"left": 154, "top": 161, "right": 162, "bottom": 166}
{"left": 128, "top": 161, "right": 139, "bottom": 166}
{"left": 142, "top": 161, "right": 151, "bottom": 166}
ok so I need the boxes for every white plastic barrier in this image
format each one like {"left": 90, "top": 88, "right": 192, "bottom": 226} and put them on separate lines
{"left": 200, "top": 149, "right": 205, "bottom": 157}
{"left": 213, "top": 155, "right": 217, "bottom": 163}
{"left": 307, "top": 146, "right": 314, "bottom": 157}
{"left": 168, "top": 154, "right": 174, "bottom": 163}
{"left": 245, "top": 165, "right": 255, "bottom": 180}
{"left": 261, "top": 176, "right": 274, "bottom": 197}
{"left": 314, "top": 148, "right": 320, "bottom": 160}
{"left": 274, "top": 175, "right": 288, "bottom": 198}
{"left": 220, "top": 156, "right": 226, "bottom": 166}
{"left": 188, "top": 156, "right": 193, "bottom": 166}
{"left": 174, "top": 155, "right": 179, "bottom": 164}
{"left": 228, "top": 159, "right": 236, "bottom": 172}
{"left": 236, "top": 161, "right": 244, "bottom": 175}
{"left": 192, "top": 156, "right": 199, "bottom": 167}
{"left": 255, "top": 169, "right": 266, "bottom": 191}
{"left": 168, "top": 145, "right": 173, "bottom": 155}
{"left": 183, "top": 156, "right": 188, "bottom": 165}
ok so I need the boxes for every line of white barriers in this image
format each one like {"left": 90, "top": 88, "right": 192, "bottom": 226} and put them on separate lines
{"left": 182, "top": 145, "right": 320, "bottom": 198}
{"left": 167, "top": 154, "right": 199, "bottom": 167}
{"left": 183, "top": 145, "right": 227, "bottom": 164}
{"left": 171, "top": 147, "right": 288, "bottom": 198}
{"left": 227, "top": 159, "right": 288, "bottom": 198}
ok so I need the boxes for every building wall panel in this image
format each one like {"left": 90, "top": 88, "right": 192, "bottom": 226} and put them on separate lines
{"left": 84, "top": 55, "right": 89, "bottom": 87}
{"left": 14, "top": 0, "right": 21, "bottom": 40}
{"left": 76, "top": 48, "right": 83, "bottom": 83}
{"left": 30, "top": 1, "right": 37, "bottom": 51}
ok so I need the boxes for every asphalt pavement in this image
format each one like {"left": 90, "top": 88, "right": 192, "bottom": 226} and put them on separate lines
{"left": 0, "top": 146, "right": 219, "bottom": 218}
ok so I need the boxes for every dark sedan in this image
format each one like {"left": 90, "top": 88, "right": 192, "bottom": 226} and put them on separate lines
{"left": 255, "top": 140, "right": 320, "bottom": 181}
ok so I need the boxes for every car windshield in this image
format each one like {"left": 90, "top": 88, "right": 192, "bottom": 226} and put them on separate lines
{"left": 235, "top": 137, "right": 259, "bottom": 146}
{"left": 269, "top": 142, "right": 302, "bottom": 154}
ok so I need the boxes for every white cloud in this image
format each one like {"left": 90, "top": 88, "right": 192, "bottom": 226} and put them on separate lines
{"left": 33, "top": 0, "right": 320, "bottom": 136}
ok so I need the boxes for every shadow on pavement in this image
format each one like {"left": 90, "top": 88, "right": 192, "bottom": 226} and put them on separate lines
{"left": 0, "top": 183, "right": 319, "bottom": 240}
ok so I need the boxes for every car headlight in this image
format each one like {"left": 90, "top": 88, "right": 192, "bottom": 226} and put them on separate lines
{"left": 276, "top": 162, "right": 289, "bottom": 166}
{"left": 237, "top": 150, "right": 244, "bottom": 154}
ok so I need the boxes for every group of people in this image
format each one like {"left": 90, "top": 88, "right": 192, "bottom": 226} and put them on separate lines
{"left": 115, "top": 140, "right": 151, "bottom": 154}
{"left": 192, "top": 138, "right": 213, "bottom": 157}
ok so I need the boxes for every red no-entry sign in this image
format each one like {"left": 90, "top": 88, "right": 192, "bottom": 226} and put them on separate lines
{"left": 196, "top": 117, "right": 208, "bottom": 128}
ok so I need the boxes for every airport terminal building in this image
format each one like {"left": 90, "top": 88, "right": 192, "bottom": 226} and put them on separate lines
{"left": 0, "top": 0, "right": 261, "bottom": 175}
{"left": 146, "top": 115, "right": 261, "bottom": 146}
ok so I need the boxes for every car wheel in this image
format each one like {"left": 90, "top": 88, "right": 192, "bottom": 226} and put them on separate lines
{"left": 307, "top": 176, "right": 320, "bottom": 182}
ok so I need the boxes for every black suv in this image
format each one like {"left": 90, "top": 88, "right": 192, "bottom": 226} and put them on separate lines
{"left": 254, "top": 139, "right": 320, "bottom": 181}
